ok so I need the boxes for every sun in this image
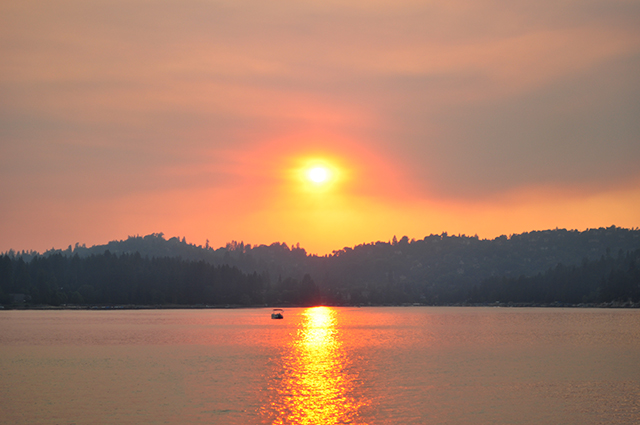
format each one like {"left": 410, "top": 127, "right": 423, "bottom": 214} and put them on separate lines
{"left": 293, "top": 156, "right": 343, "bottom": 193}
{"left": 307, "top": 166, "right": 330, "bottom": 184}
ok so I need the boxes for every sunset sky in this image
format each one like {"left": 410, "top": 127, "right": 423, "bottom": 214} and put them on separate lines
{"left": 2, "top": 0, "right": 639, "bottom": 255}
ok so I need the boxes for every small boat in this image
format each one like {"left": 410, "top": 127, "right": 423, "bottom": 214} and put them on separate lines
{"left": 271, "top": 309, "right": 284, "bottom": 319}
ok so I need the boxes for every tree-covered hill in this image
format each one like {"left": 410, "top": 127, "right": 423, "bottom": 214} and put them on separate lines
{"left": 0, "top": 252, "right": 321, "bottom": 307}
{"left": 470, "top": 248, "right": 640, "bottom": 305}
{"left": 3, "top": 226, "right": 639, "bottom": 306}
{"left": 309, "top": 227, "right": 640, "bottom": 304}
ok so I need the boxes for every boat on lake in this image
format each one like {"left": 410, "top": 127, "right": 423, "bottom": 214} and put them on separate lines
{"left": 271, "top": 309, "right": 284, "bottom": 319}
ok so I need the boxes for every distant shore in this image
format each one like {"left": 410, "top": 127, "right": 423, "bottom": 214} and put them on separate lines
{"left": 2, "top": 301, "right": 639, "bottom": 310}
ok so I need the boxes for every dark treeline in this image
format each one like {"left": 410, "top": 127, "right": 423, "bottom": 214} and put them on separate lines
{"left": 310, "top": 228, "right": 640, "bottom": 305}
{"left": 469, "top": 249, "right": 640, "bottom": 305}
{"left": 0, "top": 252, "right": 320, "bottom": 307}
{"left": 2, "top": 226, "right": 640, "bottom": 307}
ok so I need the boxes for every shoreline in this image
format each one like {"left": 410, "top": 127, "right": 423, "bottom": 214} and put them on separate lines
{"left": 2, "top": 301, "right": 639, "bottom": 310}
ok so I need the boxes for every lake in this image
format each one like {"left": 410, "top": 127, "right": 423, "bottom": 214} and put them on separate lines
{"left": 1, "top": 307, "right": 639, "bottom": 424}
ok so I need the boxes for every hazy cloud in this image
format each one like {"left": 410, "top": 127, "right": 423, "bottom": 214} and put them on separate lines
{"left": 1, "top": 0, "right": 639, "bottom": 252}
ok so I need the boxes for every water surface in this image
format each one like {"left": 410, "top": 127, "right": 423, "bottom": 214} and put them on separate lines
{"left": 1, "top": 307, "right": 639, "bottom": 424}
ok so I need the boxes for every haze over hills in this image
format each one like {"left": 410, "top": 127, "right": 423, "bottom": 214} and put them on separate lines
{"left": 2, "top": 226, "right": 639, "bottom": 306}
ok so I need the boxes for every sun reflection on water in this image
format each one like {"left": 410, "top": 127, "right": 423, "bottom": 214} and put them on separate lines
{"left": 265, "top": 307, "right": 368, "bottom": 424}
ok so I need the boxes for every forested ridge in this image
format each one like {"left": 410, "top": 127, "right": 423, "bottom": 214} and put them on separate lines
{"left": 2, "top": 226, "right": 639, "bottom": 307}
{"left": 0, "top": 253, "right": 261, "bottom": 306}
{"left": 470, "top": 248, "right": 640, "bottom": 305}
{"left": 0, "top": 252, "right": 320, "bottom": 307}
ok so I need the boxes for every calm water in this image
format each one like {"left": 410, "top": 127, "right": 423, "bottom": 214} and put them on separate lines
{"left": 1, "top": 307, "right": 639, "bottom": 424}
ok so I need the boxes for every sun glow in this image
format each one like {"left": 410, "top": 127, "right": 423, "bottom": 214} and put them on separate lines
{"left": 295, "top": 157, "right": 342, "bottom": 192}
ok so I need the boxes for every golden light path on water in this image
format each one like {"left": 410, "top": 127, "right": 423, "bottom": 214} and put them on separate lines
{"left": 265, "top": 307, "right": 369, "bottom": 424}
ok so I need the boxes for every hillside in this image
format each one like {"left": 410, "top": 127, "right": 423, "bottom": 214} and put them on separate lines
{"left": 2, "top": 226, "right": 637, "bottom": 306}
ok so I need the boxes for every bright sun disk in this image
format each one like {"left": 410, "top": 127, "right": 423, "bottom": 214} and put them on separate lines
{"left": 308, "top": 166, "right": 329, "bottom": 184}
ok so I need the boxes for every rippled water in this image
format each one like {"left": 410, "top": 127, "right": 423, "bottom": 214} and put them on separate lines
{"left": 1, "top": 307, "right": 639, "bottom": 424}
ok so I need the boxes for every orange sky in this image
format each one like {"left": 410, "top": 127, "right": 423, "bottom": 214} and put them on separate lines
{"left": 1, "top": 0, "right": 639, "bottom": 255}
